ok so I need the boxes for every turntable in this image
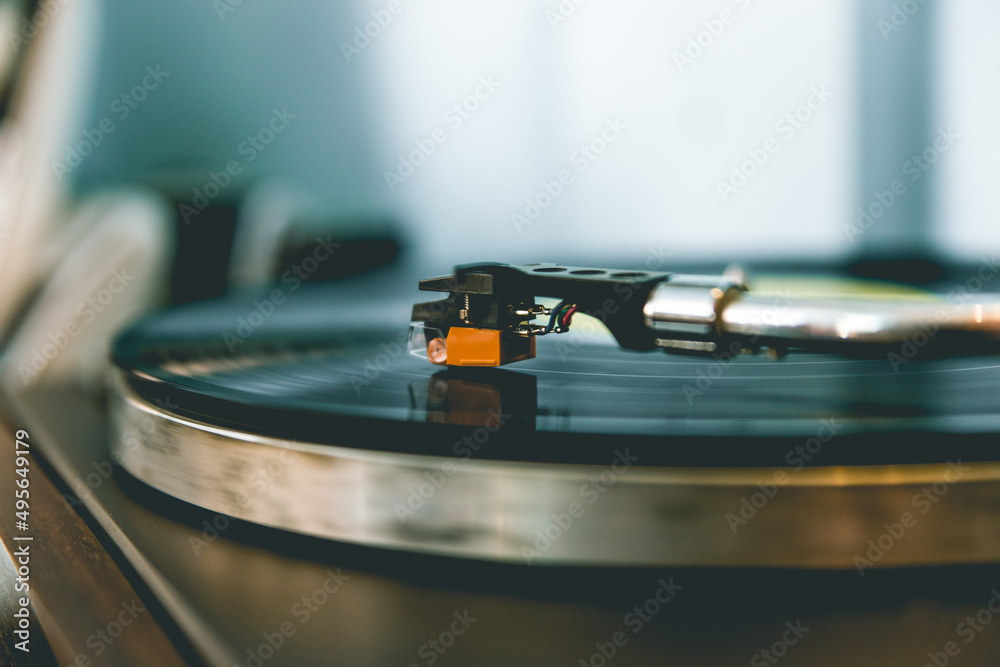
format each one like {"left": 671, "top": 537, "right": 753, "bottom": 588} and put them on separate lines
{"left": 105, "top": 262, "right": 1000, "bottom": 569}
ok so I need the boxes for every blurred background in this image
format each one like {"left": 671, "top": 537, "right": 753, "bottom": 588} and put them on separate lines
{"left": 54, "top": 0, "right": 1000, "bottom": 259}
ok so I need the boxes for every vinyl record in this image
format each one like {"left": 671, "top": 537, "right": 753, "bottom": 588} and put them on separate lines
{"left": 108, "top": 280, "right": 1000, "bottom": 567}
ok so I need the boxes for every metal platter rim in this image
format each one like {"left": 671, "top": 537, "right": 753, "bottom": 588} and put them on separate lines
{"left": 110, "top": 367, "right": 1000, "bottom": 568}
{"left": 113, "top": 370, "right": 1000, "bottom": 488}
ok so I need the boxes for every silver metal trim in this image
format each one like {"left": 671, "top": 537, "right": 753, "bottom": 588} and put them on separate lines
{"left": 110, "top": 369, "right": 1000, "bottom": 567}
{"left": 643, "top": 270, "right": 1000, "bottom": 351}
{"left": 721, "top": 295, "right": 1000, "bottom": 344}
{"left": 643, "top": 275, "right": 746, "bottom": 341}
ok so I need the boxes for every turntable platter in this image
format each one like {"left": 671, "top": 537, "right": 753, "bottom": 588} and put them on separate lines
{"left": 108, "top": 284, "right": 1000, "bottom": 567}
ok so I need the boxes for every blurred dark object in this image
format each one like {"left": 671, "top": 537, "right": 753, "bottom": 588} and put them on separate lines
{"left": 847, "top": 255, "right": 945, "bottom": 285}
{"left": 168, "top": 187, "right": 404, "bottom": 305}
{"left": 169, "top": 203, "right": 237, "bottom": 305}
{"left": 224, "top": 181, "right": 405, "bottom": 292}
{"left": 275, "top": 216, "right": 401, "bottom": 281}
{"left": 0, "top": 0, "right": 39, "bottom": 118}
{"left": 852, "top": 0, "right": 941, "bottom": 284}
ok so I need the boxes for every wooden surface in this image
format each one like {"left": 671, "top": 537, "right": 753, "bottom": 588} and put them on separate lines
{"left": 0, "top": 410, "right": 188, "bottom": 667}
